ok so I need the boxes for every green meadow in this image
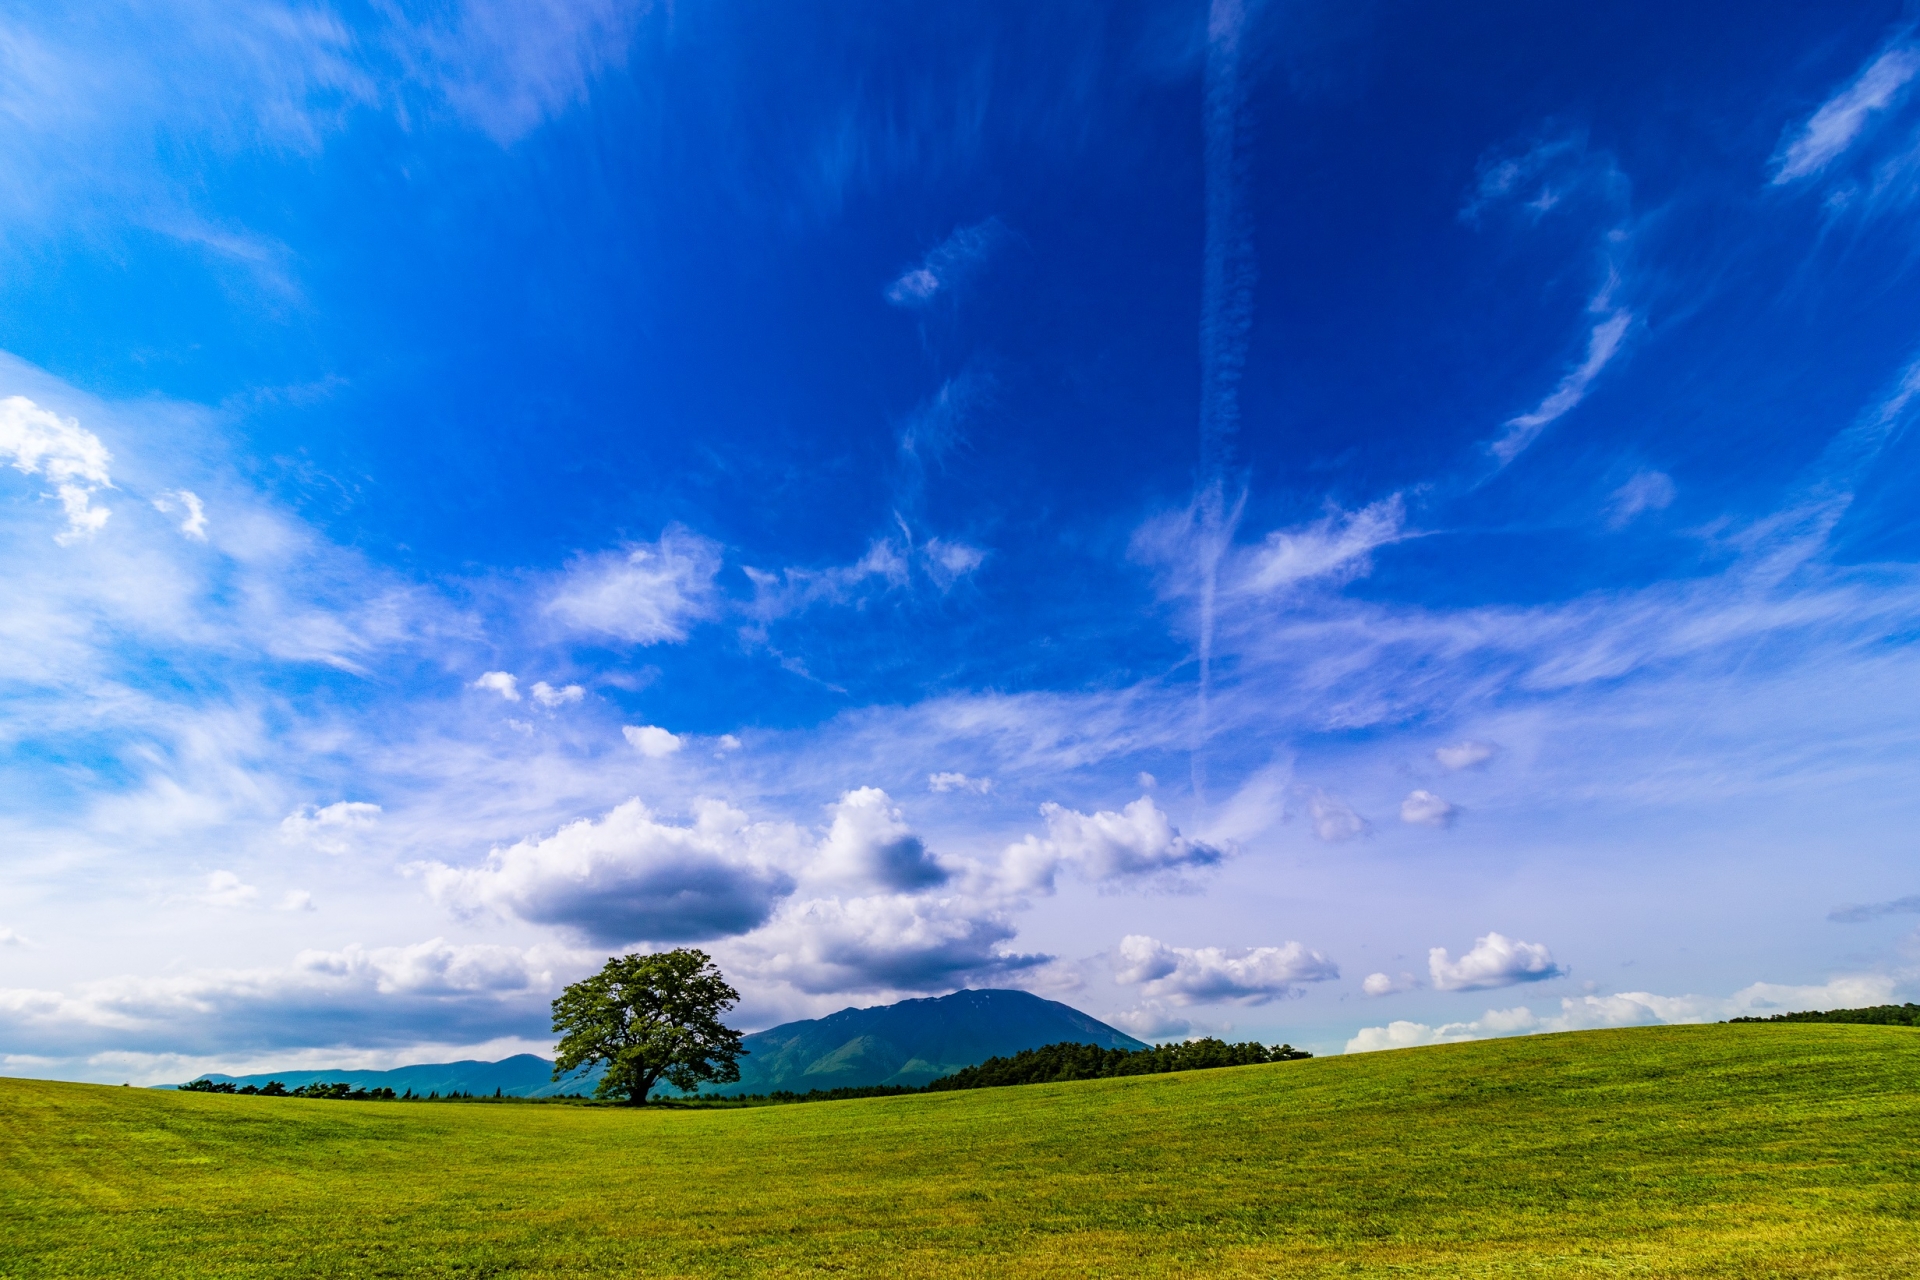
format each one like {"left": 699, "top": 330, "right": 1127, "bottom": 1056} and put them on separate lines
{"left": 3, "top": 1024, "right": 1917, "bottom": 1278}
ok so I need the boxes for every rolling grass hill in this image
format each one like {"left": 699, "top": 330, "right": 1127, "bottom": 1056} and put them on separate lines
{"left": 4, "top": 1023, "right": 1917, "bottom": 1277}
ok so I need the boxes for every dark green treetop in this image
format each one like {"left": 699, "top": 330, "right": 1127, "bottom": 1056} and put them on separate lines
{"left": 550, "top": 948, "right": 747, "bottom": 1104}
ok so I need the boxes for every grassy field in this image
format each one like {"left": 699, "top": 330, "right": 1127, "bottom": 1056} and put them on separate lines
{"left": 3, "top": 1024, "right": 1917, "bottom": 1278}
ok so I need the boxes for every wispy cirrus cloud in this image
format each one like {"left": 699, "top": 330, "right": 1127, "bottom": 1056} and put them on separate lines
{"left": 1772, "top": 41, "right": 1920, "bottom": 185}
{"left": 885, "top": 217, "right": 1010, "bottom": 307}
{"left": 546, "top": 528, "right": 723, "bottom": 644}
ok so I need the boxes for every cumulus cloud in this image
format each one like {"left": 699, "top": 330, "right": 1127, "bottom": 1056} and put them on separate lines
{"left": 1001, "top": 796, "right": 1223, "bottom": 891}
{"left": 622, "top": 724, "right": 681, "bottom": 758}
{"left": 420, "top": 799, "right": 797, "bottom": 946}
{"left": 0, "top": 395, "right": 114, "bottom": 542}
{"left": 1238, "top": 497, "right": 1405, "bottom": 594}
{"left": 1829, "top": 895, "right": 1920, "bottom": 923}
{"left": 1346, "top": 1006, "right": 1542, "bottom": 1053}
{"left": 737, "top": 892, "right": 1044, "bottom": 994}
{"left": 1772, "top": 44, "right": 1920, "bottom": 185}
{"left": 0, "top": 937, "right": 576, "bottom": 1059}
{"left": 201, "top": 871, "right": 260, "bottom": 908}
{"left": 150, "top": 489, "right": 207, "bottom": 540}
{"left": 1607, "top": 470, "right": 1675, "bottom": 528}
{"left": 1399, "top": 789, "right": 1456, "bottom": 827}
{"left": 1112, "top": 934, "right": 1338, "bottom": 1005}
{"left": 885, "top": 218, "right": 1009, "bottom": 307}
{"left": 928, "top": 771, "right": 992, "bottom": 794}
{"left": 280, "top": 801, "right": 382, "bottom": 855}
{"left": 1434, "top": 740, "right": 1498, "bottom": 770}
{"left": 472, "top": 670, "right": 520, "bottom": 701}
{"left": 1308, "top": 791, "right": 1369, "bottom": 843}
{"left": 1427, "top": 932, "right": 1565, "bottom": 991}
{"left": 814, "top": 788, "right": 949, "bottom": 892}
{"left": 1109, "top": 1005, "right": 1194, "bottom": 1040}
{"left": 530, "top": 680, "right": 583, "bottom": 707}
{"left": 546, "top": 527, "right": 722, "bottom": 644}
{"left": 1362, "top": 971, "right": 1417, "bottom": 996}
{"left": 276, "top": 890, "right": 315, "bottom": 913}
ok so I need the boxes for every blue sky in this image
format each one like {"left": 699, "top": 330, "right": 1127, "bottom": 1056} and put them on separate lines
{"left": 4, "top": 0, "right": 1920, "bottom": 1081}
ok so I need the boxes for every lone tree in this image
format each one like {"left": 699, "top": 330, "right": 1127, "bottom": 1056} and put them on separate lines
{"left": 551, "top": 948, "right": 746, "bottom": 1104}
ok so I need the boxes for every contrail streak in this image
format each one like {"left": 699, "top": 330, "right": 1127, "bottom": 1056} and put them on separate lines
{"left": 1193, "top": 0, "right": 1256, "bottom": 806}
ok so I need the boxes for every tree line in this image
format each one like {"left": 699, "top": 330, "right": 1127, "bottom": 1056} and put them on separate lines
{"left": 177, "top": 1080, "right": 561, "bottom": 1101}
{"left": 1728, "top": 1003, "right": 1920, "bottom": 1026}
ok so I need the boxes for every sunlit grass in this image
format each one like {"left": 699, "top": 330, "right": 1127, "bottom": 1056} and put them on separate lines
{"left": 3, "top": 1023, "right": 1916, "bottom": 1277}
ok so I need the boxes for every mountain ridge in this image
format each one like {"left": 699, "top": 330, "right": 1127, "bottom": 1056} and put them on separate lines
{"left": 166, "top": 989, "right": 1146, "bottom": 1096}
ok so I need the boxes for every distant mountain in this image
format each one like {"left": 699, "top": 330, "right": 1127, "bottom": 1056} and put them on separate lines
{"left": 711, "top": 989, "right": 1147, "bottom": 1094}
{"left": 161, "top": 1054, "right": 599, "bottom": 1098}
{"left": 164, "top": 989, "right": 1145, "bottom": 1097}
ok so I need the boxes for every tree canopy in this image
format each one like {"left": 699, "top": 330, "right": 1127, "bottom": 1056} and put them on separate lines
{"left": 550, "top": 948, "right": 747, "bottom": 1104}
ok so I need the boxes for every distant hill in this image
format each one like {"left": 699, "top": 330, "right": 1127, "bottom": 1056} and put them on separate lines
{"left": 711, "top": 989, "right": 1147, "bottom": 1094}
{"left": 162, "top": 1054, "right": 599, "bottom": 1098}
{"left": 165, "top": 989, "right": 1143, "bottom": 1097}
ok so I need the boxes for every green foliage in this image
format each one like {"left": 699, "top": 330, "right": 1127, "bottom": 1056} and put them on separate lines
{"left": 551, "top": 948, "right": 746, "bottom": 1104}
{"left": 5, "top": 1025, "right": 1919, "bottom": 1277}
{"left": 924, "top": 1037, "right": 1309, "bottom": 1091}
{"left": 1728, "top": 1001, "right": 1920, "bottom": 1026}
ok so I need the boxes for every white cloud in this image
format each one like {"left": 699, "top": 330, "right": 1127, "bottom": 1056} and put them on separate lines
{"left": 546, "top": 527, "right": 722, "bottom": 644}
{"left": 420, "top": 798, "right": 797, "bottom": 946}
{"left": 1002, "top": 796, "right": 1223, "bottom": 891}
{"left": 1607, "top": 471, "right": 1675, "bottom": 528}
{"left": 622, "top": 724, "right": 681, "bottom": 758}
{"left": 0, "top": 928, "right": 30, "bottom": 947}
{"left": 1308, "top": 791, "right": 1369, "bottom": 843}
{"left": 1491, "top": 308, "right": 1633, "bottom": 464}
{"left": 928, "top": 771, "right": 992, "bottom": 794}
{"left": 1109, "top": 1004, "right": 1194, "bottom": 1040}
{"left": 1428, "top": 932, "right": 1565, "bottom": 992}
{"left": 1399, "top": 789, "right": 1455, "bottom": 827}
{"left": 715, "top": 734, "right": 742, "bottom": 753}
{"left": 885, "top": 218, "right": 1008, "bottom": 307}
{"left": 1434, "top": 740, "right": 1498, "bottom": 770}
{"left": 0, "top": 938, "right": 579, "bottom": 1060}
{"left": 276, "top": 890, "right": 314, "bottom": 913}
{"left": 1772, "top": 45, "right": 1920, "bottom": 185}
{"left": 530, "top": 680, "right": 583, "bottom": 708}
{"left": 472, "top": 670, "right": 520, "bottom": 701}
{"left": 201, "top": 871, "right": 259, "bottom": 909}
{"left": 1113, "top": 934, "right": 1339, "bottom": 1005}
{"left": 814, "top": 788, "right": 949, "bottom": 892}
{"left": 150, "top": 489, "right": 207, "bottom": 540}
{"left": 1362, "top": 971, "right": 1416, "bottom": 996}
{"left": 736, "top": 892, "right": 1042, "bottom": 994}
{"left": 921, "top": 537, "right": 986, "bottom": 588}
{"left": 281, "top": 801, "right": 382, "bottom": 855}
{"left": 1238, "top": 497, "right": 1405, "bottom": 594}
{"left": 1345, "top": 973, "right": 1900, "bottom": 1054}
{"left": 1346, "top": 1007, "right": 1541, "bottom": 1053}
{"left": 0, "top": 395, "right": 113, "bottom": 542}
{"left": 744, "top": 539, "right": 909, "bottom": 620}
{"left": 402, "top": 0, "right": 658, "bottom": 145}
